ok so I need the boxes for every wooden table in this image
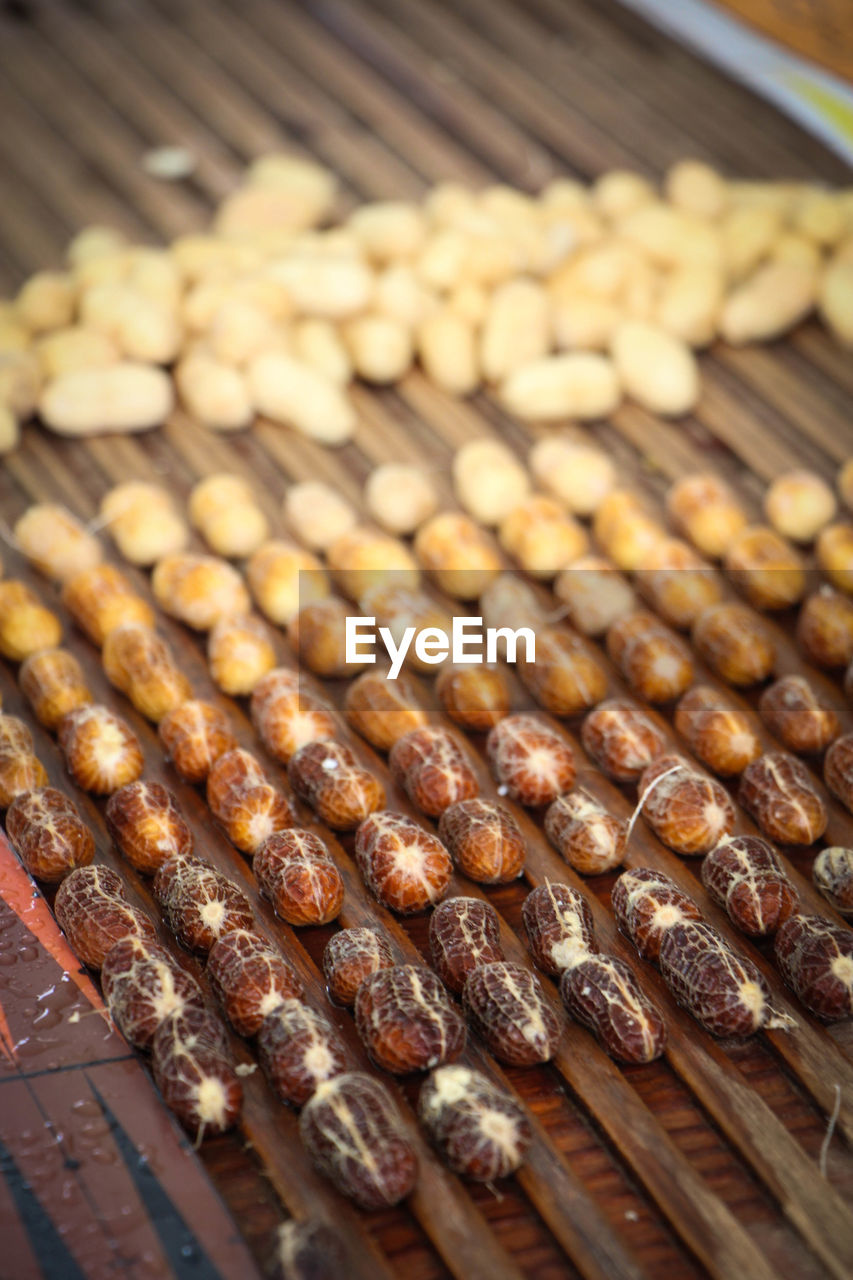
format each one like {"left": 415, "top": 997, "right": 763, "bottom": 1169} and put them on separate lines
{"left": 1, "top": 3, "right": 852, "bottom": 1279}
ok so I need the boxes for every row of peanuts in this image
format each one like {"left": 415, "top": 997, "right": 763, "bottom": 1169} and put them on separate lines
{"left": 3, "top": 154, "right": 853, "bottom": 452}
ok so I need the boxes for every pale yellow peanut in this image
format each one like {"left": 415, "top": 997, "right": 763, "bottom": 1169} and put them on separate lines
{"left": 125, "top": 248, "right": 183, "bottom": 309}
{"left": 292, "top": 319, "right": 352, "bottom": 385}
{"left": 208, "top": 298, "right": 279, "bottom": 366}
{"left": 416, "top": 229, "right": 469, "bottom": 291}
{"left": 247, "top": 540, "right": 329, "bottom": 625}
{"left": 819, "top": 258, "right": 853, "bottom": 345}
{"left": 720, "top": 262, "right": 817, "bottom": 344}
{"left": 67, "top": 225, "right": 128, "bottom": 268}
{"left": 0, "top": 403, "right": 20, "bottom": 455}
{"left": 541, "top": 178, "right": 593, "bottom": 212}
{"left": 101, "top": 482, "right": 188, "bottom": 566}
{"left": 268, "top": 251, "right": 373, "bottom": 318}
{"left": 283, "top": 481, "right": 356, "bottom": 552}
{"left": 0, "top": 317, "right": 29, "bottom": 353}
{"left": 77, "top": 282, "right": 133, "bottom": 338}
{"left": 654, "top": 264, "right": 723, "bottom": 347}
{"left": 453, "top": 439, "right": 530, "bottom": 526}
{"left": 610, "top": 321, "right": 699, "bottom": 416}
{"left": 592, "top": 170, "right": 656, "bottom": 220}
{"left": 793, "top": 190, "right": 846, "bottom": 246}
{"left": 0, "top": 350, "right": 40, "bottom": 418}
{"left": 551, "top": 293, "right": 621, "bottom": 350}
{"left": 664, "top": 160, "right": 728, "bottom": 219}
{"left": 364, "top": 464, "right": 438, "bottom": 535}
{"left": 425, "top": 181, "right": 478, "bottom": 227}
{"left": 246, "top": 152, "right": 336, "bottom": 211}
{"left": 769, "top": 233, "right": 821, "bottom": 269}
{"left": 549, "top": 240, "right": 641, "bottom": 301}
{"left": 72, "top": 251, "right": 131, "bottom": 294}
{"left": 344, "top": 314, "right": 413, "bottom": 384}
{"left": 418, "top": 309, "right": 479, "bottom": 395}
{"left": 500, "top": 352, "right": 620, "bottom": 421}
{"left": 247, "top": 351, "right": 355, "bottom": 444}
{"left": 16, "top": 272, "right": 75, "bottom": 334}
{"left": 115, "top": 295, "right": 182, "bottom": 365}
{"left": 349, "top": 201, "right": 427, "bottom": 261}
{"left": 721, "top": 205, "right": 782, "bottom": 279}
{"left": 190, "top": 474, "right": 269, "bottom": 559}
{"left": 764, "top": 470, "right": 836, "bottom": 544}
{"left": 36, "top": 327, "right": 119, "bottom": 379}
{"left": 175, "top": 351, "right": 253, "bottom": 432}
{"left": 618, "top": 203, "right": 721, "bottom": 268}
{"left": 727, "top": 182, "right": 801, "bottom": 215}
{"left": 189, "top": 474, "right": 257, "bottom": 526}
{"left": 182, "top": 277, "right": 234, "bottom": 332}
{"left": 215, "top": 186, "right": 323, "bottom": 239}
{"left": 528, "top": 436, "right": 615, "bottom": 516}
{"left": 480, "top": 278, "right": 550, "bottom": 382}
{"left": 447, "top": 282, "right": 488, "bottom": 328}
{"left": 40, "top": 363, "right": 173, "bottom": 436}
{"left": 171, "top": 234, "right": 260, "bottom": 282}
{"left": 14, "top": 504, "right": 102, "bottom": 582}
{"left": 374, "top": 263, "right": 437, "bottom": 328}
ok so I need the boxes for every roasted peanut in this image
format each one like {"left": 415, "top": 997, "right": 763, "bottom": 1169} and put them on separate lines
{"left": 158, "top": 699, "right": 237, "bottom": 783}
{"left": 581, "top": 699, "right": 665, "bottom": 783}
{"left": 345, "top": 669, "right": 427, "bottom": 750}
{"left": 207, "top": 613, "right": 276, "bottom": 696}
{"left": 189, "top": 474, "right": 270, "bottom": 559}
{"left": 6, "top": 788, "right": 95, "bottom": 883}
{"left": 100, "top": 482, "right": 188, "bottom": 566}
{"left": 429, "top": 897, "right": 504, "bottom": 994}
{"left": 764, "top": 470, "right": 836, "bottom": 543}
{"left": 797, "top": 588, "right": 853, "bottom": 668}
{"left": 606, "top": 610, "right": 694, "bottom": 703}
{"left": 660, "top": 920, "right": 776, "bottom": 1036}
{"left": 740, "top": 752, "right": 828, "bottom": 844}
{"left": 418, "top": 1065, "right": 531, "bottom": 1181}
{"left": 323, "top": 928, "right": 394, "bottom": 1006}
{"left": 62, "top": 563, "right": 155, "bottom": 646}
{"left": 544, "top": 790, "right": 627, "bottom": 875}
{"left": 152, "top": 1010, "right": 241, "bottom": 1140}
{"left": 692, "top": 602, "right": 776, "bottom": 686}
{"left": 758, "top": 675, "right": 840, "bottom": 754}
{"left": 103, "top": 622, "right": 192, "bottom": 722}
{"left": 258, "top": 1000, "right": 347, "bottom": 1105}
{"left": 0, "top": 582, "right": 63, "bottom": 661}
{"left": 435, "top": 663, "right": 510, "bottom": 732}
{"left": 58, "top": 704, "right": 144, "bottom": 795}
{"left": 327, "top": 524, "right": 420, "bottom": 602}
{"left": 250, "top": 668, "right": 337, "bottom": 763}
{"left": 414, "top": 512, "right": 502, "bottom": 599}
{"left": 152, "top": 553, "right": 250, "bottom": 631}
{"left": 593, "top": 491, "right": 667, "bottom": 572}
{"left": 666, "top": 473, "right": 747, "bottom": 560}
{"left": 825, "top": 734, "right": 853, "bottom": 814}
{"left": 553, "top": 555, "right": 635, "bottom": 637}
{"left": 561, "top": 955, "right": 667, "bottom": 1063}
{"left": 359, "top": 583, "right": 454, "bottom": 674}
{"left": 674, "top": 686, "right": 761, "bottom": 776}
{"left": 254, "top": 830, "right": 344, "bottom": 926}
{"left": 102, "top": 936, "right": 205, "bottom": 1050}
{"left": 289, "top": 598, "right": 362, "bottom": 678}
{"left": 389, "top": 726, "right": 479, "bottom": 818}
{"left": 105, "top": 780, "right": 193, "bottom": 875}
{"left": 638, "top": 754, "right": 735, "bottom": 856}
{"left": 206, "top": 748, "right": 295, "bottom": 855}
{"left": 355, "top": 964, "right": 466, "bottom": 1073}
{"left": 438, "top": 797, "right": 525, "bottom": 884}
{"left": 355, "top": 809, "right": 452, "bottom": 914}
{"left": 247, "top": 539, "right": 329, "bottom": 628}
{"left": 156, "top": 856, "right": 255, "bottom": 953}
{"left": 207, "top": 929, "right": 303, "bottom": 1036}
{"left": 463, "top": 961, "right": 562, "bottom": 1066}
{"left": 518, "top": 629, "right": 608, "bottom": 717}
{"left": 288, "top": 740, "right": 384, "bottom": 830}
{"left": 637, "top": 538, "right": 722, "bottom": 630}
{"left": 486, "top": 713, "right": 575, "bottom": 806}
{"left": 522, "top": 882, "right": 595, "bottom": 975}
{"left": 54, "top": 865, "right": 156, "bottom": 969}
{"left": 775, "top": 913, "right": 853, "bottom": 1021}
{"left": 812, "top": 847, "right": 853, "bottom": 917}
{"left": 724, "top": 525, "right": 806, "bottom": 611}
{"left": 702, "top": 834, "right": 798, "bottom": 937}
{"left": 612, "top": 867, "right": 702, "bottom": 961}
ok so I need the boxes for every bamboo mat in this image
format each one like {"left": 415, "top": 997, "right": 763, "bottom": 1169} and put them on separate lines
{"left": 1, "top": 2, "right": 853, "bottom": 1279}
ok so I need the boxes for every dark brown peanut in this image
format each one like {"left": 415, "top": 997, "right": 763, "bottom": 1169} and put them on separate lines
{"left": 825, "top": 734, "right": 853, "bottom": 815}
{"left": 521, "top": 882, "right": 595, "bottom": 975}
{"left": 797, "top": 589, "right": 853, "bottom": 669}
{"left": 101, "top": 935, "right": 205, "bottom": 1049}
{"left": 606, "top": 610, "right": 694, "bottom": 703}
{"left": 517, "top": 629, "right": 608, "bottom": 718}
{"left": 463, "top": 962, "right": 562, "bottom": 1066}
{"left": 812, "top": 847, "right": 853, "bottom": 917}
{"left": 775, "top": 914, "right": 853, "bottom": 1021}
{"left": 355, "top": 964, "right": 466, "bottom": 1074}
{"left": 659, "top": 920, "right": 774, "bottom": 1036}
{"left": 560, "top": 954, "right": 667, "bottom": 1063}
{"left": 674, "top": 686, "right": 761, "bottom": 777}
{"left": 19, "top": 648, "right": 92, "bottom": 729}
{"left": 152, "top": 852, "right": 198, "bottom": 907}
{"left": 158, "top": 699, "right": 238, "bottom": 784}
{"left": 299, "top": 1073, "right": 418, "bottom": 1209}
{"left": 58, "top": 704, "right": 144, "bottom": 795}
{"left": 435, "top": 664, "right": 510, "bottom": 732}
{"left": 418, "top": 1065, "right": 532, "bottom": 1181}
{"left": 54, "top": 865, "right": 156, "bottom": 969}
{"left": 157, "top": 858, "right": 255, "bottom": 952}
{"left": 6, "top": 787, "right": 94, "bottom": 882}
{"left": 355, "top": 811, "right": 452, "bottom": 913}
{"left": 389, "top": 726, "right": 479, "bottom": 818}
{"left": 154, "top": 1004, "right": 229, "bottom": 1057}
{"left": 702, "top": 835, "right": 798, "bottom": 937}
{"left": 102, "top": 622, "right": 192, "bottom": 723}
{"left": 254, "top": 830, "right": 344, "bottom": 926}
{"left": 106, "top": 780, "right": 193, "bottom": 874}
{"left": 486, "top": 714, "right": 575, "bottom": 806}
{"left": 692, "top": 603, "right": 776, "bottom": 686}
{"left": 207, "top": 928, "right": 303, "bottom": 1035}
{"left": 638, "top": 755, "right": 736, "bottom": 856}
{"left": 251, "top": 668, "right": 337, "bottom": 763}
{"left": 206, "top": 748, "right": 295, "bottom": 854}
{"left": 273, "top": 1220, "right": 348, "bottom": 1280}
{"left": 288, "top": 741, "right": 384, "bottom": 830}
{"left": 544, "top": 790, "right": 626, "bottom": 875}
{"left": 152, "top": 1011, "right": 241, "bottom": 1140}
{"left": 323, "top": 928, "right": 394, "bottom": 1005}
{"left": 758, "top": 676, "right": 840, "bottom": 754}
{"left": 740, "top": 752, "right": 828, "bottom": 844}
{"left": 428, "top": 897, "right": 504, "bottom": 993}
{"left": 62, "top": 564, "right": 154, "bottom": 646}
{"left": 581, "top": 699, "right": 666, "bottom": 782}
{"left": 724, "top": 525, "right": 806, "bottom": 610}
{"left": 611, "top": 867, "right": 702, "bottom": 961}
{"left": 345, "top": 669, "right": 428, "bottom": 748}
{"left": 438, "top": 798, "right": 525, "bottom": 884}
{"left": 258, "top": 1000, "right": 347, "bottom": 1104}
{"left": 290, "top": 598, "right": 363, "bottom": 677}
{"left": 0, "top": 581, "right": 63, "bottom": 660}
{"left": 637, "top": 538, "right": 722, "bottom": 629}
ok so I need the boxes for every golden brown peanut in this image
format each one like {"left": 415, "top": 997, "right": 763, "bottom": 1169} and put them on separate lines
{"left": 607, "top": 610, "right": 694, "bottom": 703}
{"left": 654, "top": 264, "right": 723, "bottom": 347}
{"left": 290, "top": 598, "right": 363, "bottom": 678}
{"left": 720, "top": 262, "right": 817, "bottom": 344}
{"left": 553, "top": 555, "right": 635, "bottom": 636}
{"left": 500, "top": 352, "right": 620, "bottom": 421}
{"left": 452, "top": 438, "right": 530, "bottom": 528}
{"left": 251, "top": 668, "right": 337, "bottom": 763}
{"left": 528, "top": 436, "right": 615, "bottom": 516}
{"left": 19, "top": 648, "right": 92, "bottom": 729}
{"left": 327, "top": 525, "right": 420, "bottom": 601}
{"left": 103, "top": 623, "right": 192, "bottom": 722}
{"left": 817, "top": 523, "right": 853, "bottom": 594}
{"left": 839, "top": 459, "right": 853, "bottom": 511}
{"left": 764, "top": 470, "right": 836, "bottom": 543}
{"left": 692, "top": 602, "right": 776, "bottom": 686}
{"left": 282, "top": 481, "right": 356, "bottom": 552}
{"left": 518, "top": 628, "right": 608, "bottom": 717}
{"left": 247, "top": 352, "right": 355, "bottom": 444}
{"left": 638, "top": 537, "right": 722, "bottom": 629}
{"left": 674, "top": 686, "right": 761, "bottom": 777}
{"left": 63, "top": 564, "right": 155, "bottom": 646}
{"left": 610, "top": 321, "right": 699, "bottom": 416}
{"left": 14, "top": 504, "right": 102, "bottom": 583}
{"left": 175, "top": 352, "right": 253, "bottom": 432}
{"left": 797, "top": 589, "right": 853, "bottom": 668}
{"left": 58, "top": 704, "right": 144, "bottom": 795}
{"left": 207, "top": 749, "right": 295, "bottom": 856}
{"left": 436, "top": 663, "right": 510, "bottom": 732}
{"left": 480, "top": 278, "right": 549, "bottom": 383}
{"left": 414, "top": 512, "right": 502, "bottom": 599}
{"left": 479, "top": 574, "right": 544, "bottom": 643}
{"left": 819, "top": 258, "right": 853, "bottom": 345}
{"left": 417, "top": 309, "right": 479, "bottom": 395}
{"left": 152, "top": 554, "right": 249, "bottom": 631}
{"left": 40, "top": 363, "right": 174, "bottom": 435}
{"left": 759, "top": 675, "right": 840, "bottom": 755}
{"left": 364, "top": 463, "right": 438, "bottom": 536}
{"left": 545, "top": 790, "right": 627, "bottom": 875}
{"left": 724, "top": 525, "right": 806, "bottom": 610}
{"left": 17, "top": 271, "right": 75, "bottom": 333}
{"left": 345, "top": 670, "right": 427, "bottom": 750}
{"left": 189, "top": 473, "right": 269, "bottom": 559}
{"left": 0, "top": 582, "right": 63, "bottom": 661}
{"left": 666, "top": 472, "right": 748, "bottom": 560}
{"left": 593, "top": 490, "right": 666, "bottom": 572}
{"left": 344, "top": 314, "right": 412, "bottom": 384}
{"left": 665, "top": 160, "right": 728, "bottom": 219}
{"left": 208, "top": 614, "right": 276, "bottom": 696}
{"left": 498, "top": 495, "right": 588, "bottom": 579}
{"left": 247, "top": 540, "right": 329, "bottom": 625}
{"left": 159, "top": 700, "right": 237, "bottom": 784}
{"left": 100, "top": 482, "right": 188, "bottom": 566}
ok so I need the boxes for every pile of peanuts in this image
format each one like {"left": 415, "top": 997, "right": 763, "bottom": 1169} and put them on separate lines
{"left": 2, "top": 152, "right": 853, "bottom": 453}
